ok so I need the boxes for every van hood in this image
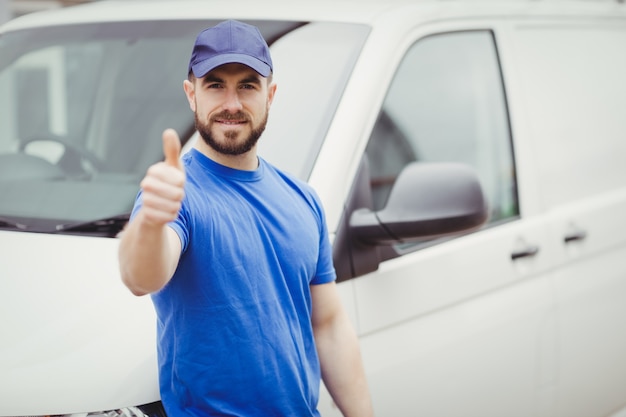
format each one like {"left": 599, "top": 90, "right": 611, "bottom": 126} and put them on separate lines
{"left": 0, "top": 231, "right": 159, "bottom": 416}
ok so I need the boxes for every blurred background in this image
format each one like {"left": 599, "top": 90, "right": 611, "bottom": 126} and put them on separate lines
{"left": 0, "top": 0, "right": 623, "bottom": 24}
{"left": 1, "top": 0, "right": 95, "bottom": 23}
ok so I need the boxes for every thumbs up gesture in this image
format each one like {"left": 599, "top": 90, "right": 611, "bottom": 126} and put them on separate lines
{"left": 162, "top": 128, "right": 184, "bottom": 170}
{"left": 139, "top": 129, "right": 186, "bottom": 227}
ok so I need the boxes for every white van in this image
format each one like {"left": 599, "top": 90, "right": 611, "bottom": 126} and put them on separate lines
{"left": 1, "top": 1, "right": 625, "bottom": 416}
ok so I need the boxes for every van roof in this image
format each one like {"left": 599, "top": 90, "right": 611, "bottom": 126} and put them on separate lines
{"left": 2, "top": 0, "right": 625, "bottom": 33}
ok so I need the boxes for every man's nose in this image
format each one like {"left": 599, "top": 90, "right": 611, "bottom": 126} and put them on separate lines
{"left": 222, "top": 89, "right": 243, "bottom": 112}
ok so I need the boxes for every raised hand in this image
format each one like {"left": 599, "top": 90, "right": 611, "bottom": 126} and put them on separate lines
{"left": 139, "top": 129, "right": 186, "bottom": 226}
{"left": 162, "top": 128, "right": 184, "bottom": 171}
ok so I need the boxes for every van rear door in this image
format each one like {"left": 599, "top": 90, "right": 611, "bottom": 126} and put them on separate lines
{"left": 510, "top": 18, "right": 626, "bottom": 417}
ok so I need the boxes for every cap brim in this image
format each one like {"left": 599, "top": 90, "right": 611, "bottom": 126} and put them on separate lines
{"left": 191, "top": 53, "right": 271, "bottom": 78}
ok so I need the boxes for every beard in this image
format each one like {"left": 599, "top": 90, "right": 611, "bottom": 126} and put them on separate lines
{"left": 195, "top": 109, "right": 269, "bottom": 156}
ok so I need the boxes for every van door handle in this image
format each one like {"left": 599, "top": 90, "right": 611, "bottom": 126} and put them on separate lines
{"left": 564, "top": 230, "right": 587, "bottom": 243}
{"left": 511, "top": 245, "right": 540, "bottom": 260}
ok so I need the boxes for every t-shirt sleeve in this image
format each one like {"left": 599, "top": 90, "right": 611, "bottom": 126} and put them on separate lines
{"left": 129, "top": 190, "right": 189, "bottom": 253}
{"left": 310, "top": 191, "right": 337, "bottom": 286}
{"left": 168, "top": 217, "right": 188, "bottom": 253}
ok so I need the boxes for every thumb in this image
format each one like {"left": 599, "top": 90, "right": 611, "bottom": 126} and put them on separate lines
{"left": 162, "top": 128, "right": 182, "bottom": 169}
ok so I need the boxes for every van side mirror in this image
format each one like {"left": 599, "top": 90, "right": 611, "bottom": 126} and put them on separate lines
{"left": 350, "top": 162, "right": 489, "bottom": 245}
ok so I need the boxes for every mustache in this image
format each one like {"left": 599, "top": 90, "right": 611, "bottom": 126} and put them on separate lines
{"left": 210, "top": 111, "right": 249, "bottom": 122}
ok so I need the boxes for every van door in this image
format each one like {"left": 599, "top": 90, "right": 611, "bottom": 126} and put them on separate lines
{"left": 511, "top": 19, "right": 626, "bottom": 417}
{"left": 334, "top": 25, "right": 559, "bottom": 416}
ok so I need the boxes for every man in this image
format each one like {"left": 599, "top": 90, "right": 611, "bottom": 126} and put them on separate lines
{"left": 118, "top": 20, "right": 374, "bottom": 417}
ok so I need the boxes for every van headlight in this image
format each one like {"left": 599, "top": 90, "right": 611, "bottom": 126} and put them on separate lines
{"left": 17, "top": 401, "right": 167, "bottom": 417}
{"left": 80, "top": 408, "right": 148, "bottom": 417}
{"left": 81, "top": 403, "right": 166, "bottom": 417}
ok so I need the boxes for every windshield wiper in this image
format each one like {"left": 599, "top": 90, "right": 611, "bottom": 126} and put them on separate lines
{"left": 55, "top": 213, "right": 130, "bottom": 237}
{"left": 0, "top": 216, "right": 28, "bottom": 231}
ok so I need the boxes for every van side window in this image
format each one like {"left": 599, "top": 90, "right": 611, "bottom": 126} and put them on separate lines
{"left": 366, "top": 31, "right": 518, "bottom": 227}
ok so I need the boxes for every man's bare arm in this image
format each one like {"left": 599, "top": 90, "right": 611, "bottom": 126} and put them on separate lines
{"left": 118, "top": 129, "right": 185, "bottom": 296}
{"left": 312, "top": 282, "right": 375, "bottom": 417}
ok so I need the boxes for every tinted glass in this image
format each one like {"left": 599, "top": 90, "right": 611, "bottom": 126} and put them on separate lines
{"left": 0, "top": 20, "right": 369, "bottom": 235}
{"left": 366, "top": 31, "right": 518, "bottom": 227}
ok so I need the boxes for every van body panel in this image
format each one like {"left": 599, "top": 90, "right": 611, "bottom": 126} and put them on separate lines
{"left": 511, "top": 21, "right": 626, "bottom": 417}
{"left": 0, "top": 232, "right": 158, "bottom": 416}
{"left": 357, "top": 274, "right": 556, "bottom": 417}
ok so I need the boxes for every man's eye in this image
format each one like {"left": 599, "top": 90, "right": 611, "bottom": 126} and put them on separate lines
{"left": 207, "top": 83, "right": 222, "bottom": 89}
{"left": 241, "top": 84, "right": 255, "bottom": 90}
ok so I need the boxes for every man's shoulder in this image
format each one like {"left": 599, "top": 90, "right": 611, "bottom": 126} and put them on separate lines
{"left": 264, "top": 160, "right": 320, "bottom": 199}
{"left": 262, "top": 158, "right": 310, "bottom": 189}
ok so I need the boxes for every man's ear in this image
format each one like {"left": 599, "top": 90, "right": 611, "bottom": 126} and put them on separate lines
{"left": 267, "top": 82, "right": 277, "bottom": 107}
{"left": 183, "top": 79, "right": 196, "bottom": 112}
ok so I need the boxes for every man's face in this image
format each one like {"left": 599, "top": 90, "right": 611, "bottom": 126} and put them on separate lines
{"left": 185, "top": 63, "right": 276, "bottom": 156}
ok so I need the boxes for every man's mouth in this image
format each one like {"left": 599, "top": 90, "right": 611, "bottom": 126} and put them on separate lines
{"left": 216, "top": 119, "right": 246, "bottom": 125}
{"left": 212, "top": 112, "right": 248, "bottom": 126}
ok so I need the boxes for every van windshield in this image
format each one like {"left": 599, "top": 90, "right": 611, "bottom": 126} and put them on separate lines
{"left": 0, "top": 20, "right": 368, "bottom": 236}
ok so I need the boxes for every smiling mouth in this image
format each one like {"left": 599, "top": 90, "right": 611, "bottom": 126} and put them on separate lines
{"left": 216, "top": 119, "right": 246, "bottom": 126}
{"left": 212, "top": 111, "right": 248, "bottom": 126}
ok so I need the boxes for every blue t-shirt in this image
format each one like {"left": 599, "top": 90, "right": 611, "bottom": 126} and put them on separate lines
{"left": 132, "top": 149, "right": 336, "bottom": 416}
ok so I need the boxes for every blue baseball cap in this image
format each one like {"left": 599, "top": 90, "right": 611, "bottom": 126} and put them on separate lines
{"left": 188, "top": 20, "right": 273, "bottom": 78}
